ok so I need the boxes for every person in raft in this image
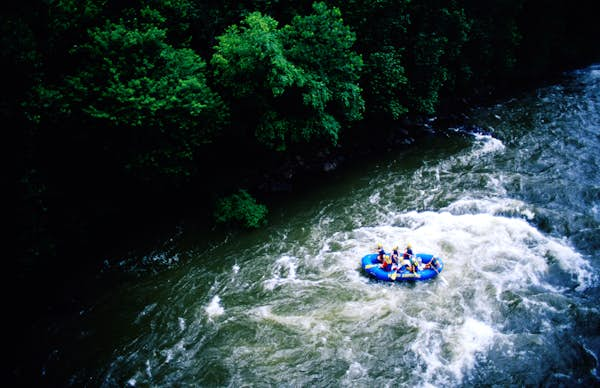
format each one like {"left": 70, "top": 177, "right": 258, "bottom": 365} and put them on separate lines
{"left": 401, "top": 243, "right": 418, "bottom": 273}
{"left": 375, "top": 243, "right": 386, "bottom": 263}
{"left": 381, "top": 254, "right": 394, "bottom": 271}
{"left": 390, "top": 245, "right": 400, "bottom": 266}
{"left": 375, "top": 243, "right": 394, "bottom": 271}
{"left": 424, "top": 256, "right": 440, "bottom": 270}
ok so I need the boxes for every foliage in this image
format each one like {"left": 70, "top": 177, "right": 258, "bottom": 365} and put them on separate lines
{"left": 363, "top": 48, "right": 408, "bottom": 119}
{"left": 211, "top": 12, "right": 294, "bottom": 99}
{"left": 330, "top": 0, "right": 410, "bottom": 119}
{"left": 7, "top": 0, "right": 600, "bottom": 265}
{"left": 214, "top": 190, "right": 268, "bottom": 229}
{"left": 212, "top": 2, "right": 363, "bottom": 151}
{"left": 403, "top": 1, "right": 472, "bottom": 114}
{"left": 28, "top": 5, "right": 228, "bottom": 179}
{"left": 283, "top": 2, "right": 364, "bottom": 124}
{"left": 458, "top": 0, "right": 522, "bottom": 90}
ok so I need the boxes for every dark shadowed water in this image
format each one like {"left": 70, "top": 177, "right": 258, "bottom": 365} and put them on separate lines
{"left": 29, "top": 65, "right": 600, "bottom": 386}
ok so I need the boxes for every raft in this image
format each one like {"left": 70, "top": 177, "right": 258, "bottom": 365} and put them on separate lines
{"left": 361, "top": 253, "right": 444, "bottom": 282}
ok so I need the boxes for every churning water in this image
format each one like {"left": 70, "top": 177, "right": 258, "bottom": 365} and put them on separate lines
{"left": 36, "top": 65, "right": 600, "bottom": 386}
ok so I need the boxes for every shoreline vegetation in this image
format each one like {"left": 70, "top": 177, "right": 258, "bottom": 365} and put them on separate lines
{"left": 7, "top": 0, "right": 600, "bottom": 277}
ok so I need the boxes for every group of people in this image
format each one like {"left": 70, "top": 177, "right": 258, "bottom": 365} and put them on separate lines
{"left": 375, "top": 243, "right": 439, "bottom": 273}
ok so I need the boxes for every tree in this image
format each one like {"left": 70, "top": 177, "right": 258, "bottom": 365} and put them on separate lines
{"left": 460, "top": 0, "right": 522, "bottom": 90}
{"left": 331, "top": 0, "right": 411, "bottom": 120}
{"left": 363, "top": 48, "right": 408, "bottom": 120}
{"left": 214, "top": 189, "right": 268, "bottom": 228}
{"left": 29, "top": 6, "right": 228, "bottom": 179}
{"left": 282, "top": 2, "right": 364, "bottom": 135}
{"left": 404, "top": 1, "right": 472, "bottom": 114}
{"left": 211, "top": 2, "right": 363, "bottom": 151}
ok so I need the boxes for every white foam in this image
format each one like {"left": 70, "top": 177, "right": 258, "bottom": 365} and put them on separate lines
{"left": 248, "top": 305, "right": 330, "bottom": 334}
{"left": 472, "top": 133, "right": 506, "bottom": 156}
{"left": 369, "top": 192, "right": 381, "bottom": 204}
{"left": 346, "top": 204, "right": 593, "bottom": 292}
{"left": 588, "top": 68, "right": 600, "bottom": 80}
{"left": 450, "top": 318, "right": 495, "bottom": 380}
{"left": 409, "top": 317, "right": 496, "bottom": 385}
{"left": 582, "top": 341, "right": 599, "bottom": 377}
{"left": 164, "top": 349, "right": 174, "bottom": 363}
{"left": 145, "top": 359, "right": 152, "bottom": 378}
{"left": 342, "top": 361, "right": 367, "bottom": 382}
{"left": 205, "top": 295, "right": 224, "bottom": 320}
{"left": 544, "top": 238, "right": 595, "bottom": 291}
{"left": 181, "top": 148, "right": 595, "bottom": 385}
{"left": 134, "top": 303, "right": 157, "bottom": 324}
{"left": 335, "top": 297, "right": 403, "bottom": 323}
{"left": 310, "top": 198, "right": 594, "bottom": 384}
{"left": 521, "top": 208, "right": 535, "bottom": 220}
{"left": 443, "top": 197, "right": 533, "bottom": 218}
{"left": 263, "top": 255, "right": 298, "bottom": 291}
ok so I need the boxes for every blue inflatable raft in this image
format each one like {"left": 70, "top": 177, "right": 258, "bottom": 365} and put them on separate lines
{"left": 361, "top": 253, "right": 444, "bottom": 282}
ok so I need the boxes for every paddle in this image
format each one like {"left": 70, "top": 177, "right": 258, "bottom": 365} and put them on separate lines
{"left": 367, "top": 253, "right": 392, "bottom": 270}
{"left": 439, "top": 275, "right": 449, "bottom": 286}
{"left": 428, "top": 257, "right": 449, "bottom": 286}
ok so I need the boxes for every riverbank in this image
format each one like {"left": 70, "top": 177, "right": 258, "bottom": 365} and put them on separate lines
{"left": 12, "top": 0, "right": 600, "bottom": 288}
{"left": 16, "top": 62, "right": 587, "bottom": 278}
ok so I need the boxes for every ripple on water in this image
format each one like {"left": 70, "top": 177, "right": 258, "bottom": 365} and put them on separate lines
{"left": 85, "top": 68, "right": 600, "bottom": 386}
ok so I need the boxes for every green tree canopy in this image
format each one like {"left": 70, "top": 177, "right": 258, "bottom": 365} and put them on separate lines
{"left": 29, "top": 6, "right": 228, "bottom": 178}
{"left": 211, "top": 2, "right": 363, "bottom": 151}
{"left": 331, "top": 0, "right": 410, "bottom": 119}
{"left": 214, "top": 189, "right": 268, "bottom": 229}
{"left": 363, "top": 48, "right": 408, "bottom": 120}
{"left": 404, "top": 1, "right": 472, "bottom": 114}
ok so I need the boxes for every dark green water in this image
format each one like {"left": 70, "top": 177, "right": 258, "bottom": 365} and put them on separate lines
{"left": 30, "top": 65, "right": 600, "bottom": 386}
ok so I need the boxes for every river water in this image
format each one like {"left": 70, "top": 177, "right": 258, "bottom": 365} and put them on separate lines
{"left": 32, "top": 65, "right": 600, "bottom": 386}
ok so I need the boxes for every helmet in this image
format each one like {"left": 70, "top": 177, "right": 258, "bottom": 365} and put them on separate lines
{"left": 393, "top": 246, "right": 399, "bottom": 250}
{"left": 407, "top": 243, "right": 412, "bottom": 248}
{"left": 377, "top": 243, "right": 383, "bottom": 248}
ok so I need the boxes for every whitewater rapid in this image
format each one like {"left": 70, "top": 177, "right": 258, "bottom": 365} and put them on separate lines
{"left": 35, "top": 65, "right": 600, "bottom": 387}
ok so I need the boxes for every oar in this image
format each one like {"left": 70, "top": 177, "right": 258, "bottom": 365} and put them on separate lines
{"left": 365, "top": 263, "right": 380, "bottom": 269}
{"left": 428, "top": 258, "right": 449, "bottom": 286}
{"left": 439, "top": 275, "right": 449, "bottom": 286}
{"left": 431, "top": 264, "right": 449, "bottom": 286}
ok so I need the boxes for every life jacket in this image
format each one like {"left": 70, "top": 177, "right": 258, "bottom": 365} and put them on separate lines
{"left": 391, "top": 249, "right": 399, "bottom": 263}
{"left": 382, "top": 254, "right": 392, "bottom": 270}
{"left": 403, "top": 248, "right": 415, "bottom": 264}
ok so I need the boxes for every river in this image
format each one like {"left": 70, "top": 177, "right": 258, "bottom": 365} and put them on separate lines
{"left": 27, "top": 65, "right": 600, "bottom": 386}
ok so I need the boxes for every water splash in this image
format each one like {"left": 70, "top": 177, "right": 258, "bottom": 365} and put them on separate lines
{"left": 205, "top": 295, "right": 224, "bottom": 320}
